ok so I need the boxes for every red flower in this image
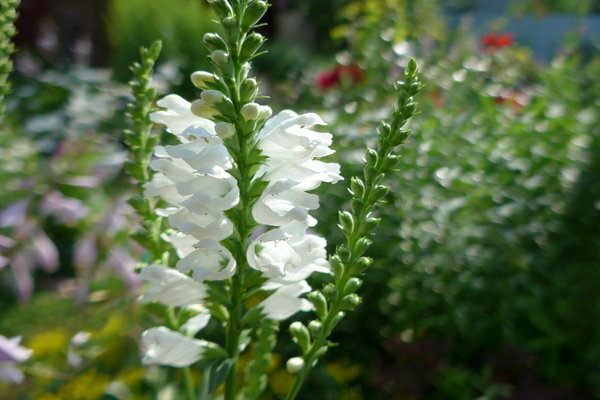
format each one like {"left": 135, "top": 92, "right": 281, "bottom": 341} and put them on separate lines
{"left": 481, "top": 33, "right": 515, "bottom": 49}
{"left": 316, "top": 64, "right": 364, "bottom": 90}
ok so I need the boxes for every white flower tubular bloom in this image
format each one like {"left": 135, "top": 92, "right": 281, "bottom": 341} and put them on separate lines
{"left": 247, "top": 229, "right": 330, "bottom": 280}
{"left": 150, "top": 95, "right": 215, "bottom": 138}
{"left": 181, "top": 306, "right": 211, "bottom": 336}
{"left": 259, "top": 280, "right": 313, "bottom": 321}
{"left": 260, "top": 159, "right": 342, "bottom": 191}
{"left": 159, "top": 208, "right": 233, "bottom": 241}
{"left": 252, "top": 179, "right": 319, "bottom": 231}
{"left": 177, "top": 240, "right": 236, "bottom": 281}
{"left": 138, "top": 264, "right": 207, "bottom": 307}
{"left": 141, "top": 327, "right": 211, "bottom": 367}
{"left": 164, "top": 232, "right": 198, "bottom": 258}
{"left": 257, "top": 110, "right": 334, "bottom": 163}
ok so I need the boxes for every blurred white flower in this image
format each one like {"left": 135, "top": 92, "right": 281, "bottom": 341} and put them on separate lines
{"left": 138, "top": 264, "right": 207, "bottom": 307}
{"left": 141, "top": 327, "right": 209, "bottom": 367}
{"left": 0, "top": 335, "right": 32, "bottom": 384}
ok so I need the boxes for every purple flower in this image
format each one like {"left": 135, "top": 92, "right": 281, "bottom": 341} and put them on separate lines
{"left": 0, "top": 336, "right": 32, "bottom": 384}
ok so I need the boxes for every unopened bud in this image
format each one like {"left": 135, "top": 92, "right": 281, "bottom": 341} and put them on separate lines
{"left": 191, "top": 71, "right": 215, "bottom": 89}
{"left": 242, "top": 0, "right": 268, "bottom": 29}
{"left": 214, "top": 122, "right": 236, "bottom": 139}
{"left": 258, "top": 105, "right": 273, "bottom": 120}
{"left": 241, "top": 102, "right": 260, "bottom": 120}
{"left": 308, "top": 320, "right": 322, "bottom": 336}
{"left": 201, "top": 90, "right": 225, "bottom": 105}
{"left": 286, "top": 357, "right": 304, "bottom": 374}
{"left": 289, "top": 322, "right": 310, "bottom": 351}
{"left": 203, "top": 32, "right": 226, "bottom": 51}
{"left": 211, "top": 50, "right": 229, "bottom": 66}
{"left": 191, "top": 99, "right": 217, "bottom": 118}
{"left": 240, "top": 32, "right": 264, "bottom": 59}
{"left": 241, "top": 78, "right": 258, "bottom": 101}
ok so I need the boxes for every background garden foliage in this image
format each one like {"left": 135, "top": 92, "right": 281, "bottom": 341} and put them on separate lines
{"left": 1, "top": 0, "right": 599, "bottom": 399}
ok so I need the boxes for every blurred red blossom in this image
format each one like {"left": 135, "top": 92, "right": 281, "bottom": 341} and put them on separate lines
{"left": 481, "top": 33, "right": 515, "bottom": 49}
{"left": 316, "top": 64, "right": 364, "bottom": 90}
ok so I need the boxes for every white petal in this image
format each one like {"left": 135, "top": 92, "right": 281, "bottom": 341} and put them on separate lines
{"left": 139, "top": 264, "right": 207, "bottom": 307}
{"left": 176, "top": 240, "right": 236, "bottom": 281}
{"left": 141, "top": 327, "right": 209, "bottom": 367}
{"left": 181, "top": 308, "right": 211, "bottom": 336}
{"left": 259, "top": 281, "right": 313, "bottom": 320}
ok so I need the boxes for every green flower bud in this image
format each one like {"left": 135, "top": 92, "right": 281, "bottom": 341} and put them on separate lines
{"left": 330, "top": 254, "right": 345, "bottom": 278}
{"left": 191, "top": 99, "right": 218, "bottom": 118}
{"left": 207, "top": 0, "right": 233, "bottom": 19}
{"left": 203, "top": 32, "right": 227, "bottom": 51}
{"left": 350, "top": 177, "right": 365, "bottom": 198}
{"left": 344, "top": 278, "right": 363, "bottom": 294}
{"left": 243, "top": 0, "right": 268, "bottom": 29}
{"left": 355, "top": 257, "right": 373, "bottom": 273}
{"left": 308, "top": 291, "right": 327, "bottom": 318}
{"left": 240, "top": 32, "right": 265, "bottom": 59}
{"left": 366, "top": 148, "right": 378, "bottom": 165}
{"left": 338, "top": 210, "right": 354, "bottom": 233}
{"left": 308, "top": 320, "right": 322, "bottom": 336}
{"left": 354, "top": 237, "right": 372, "bottom": 257}
{"left": 240, "top": 78, "right": 258, "bottom": 102}
{"left": 341, "top": 294, "right": 361, "bottom": 310}
{"left": 289, "top": 322, "right": 310, "bottom": 351}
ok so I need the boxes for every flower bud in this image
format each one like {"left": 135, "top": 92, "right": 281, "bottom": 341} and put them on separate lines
{"left": 240, "top": 32, "right": 265, "bottom": 59}
{"left": 366, "top": 147, "right": 378, "bottom": 165}
{"left": 350, "top": 177, "right": 365, "bottom": 197}
{"left": 331, "top": 311, "right": 345, "bottom": 327}
{"left": 330, "top": 254, "right": 344, "bottom": 278}
{"left": 372, "top": 185, "right": 390, "bottom": 202}
{"left": 307, "top": 291, "right": 327, "bottom": 318}
{"left": 338, "top": 210, "right": 354, "bottom": 233}
{"left": 308, "top": 320, "right": 322, "bottom": 336}
{"left": 258, "top": 105, "right": 273, "bottom": 120}
{"left": 289, "top": 322, "right": 310, "bottom": 351}
{"left": 354, "top": 237, "right": 372, "bottom": 257}
{"left": 191, "top": 71, "right": 215, "bottom": 89}
{"left": 191, "top": 99, "right": 217, "bottom": 118}
{"left": 203, "top": 33, "right": 227, "bottom": 51}
{"left": 240, "top": 78, "right": 258, "bottom": 102}
{"left": 201, "top": 90, "right": 225, "bottom": 105}
{"left": 242, "top": 0, "right": 268, "bottom": 29}
{"left": 215, "top": 122, "right": 236, "bottom": 139}
{"left": 211, "top": 50, "right": 229, "bottom": 66}
{"left": 286, "top": 357, "right": 304, "bottom": 374}
{"left": 222, "top": 17, "right": 239, "bottom": 38}
{"left": 207, "top": 0, "right": 233, "bottom": 18}
{"left": 344, "top": 278, "right": 362, "bottom": 294}
{"left": 241, "top": 102, "right": 260, "bottom": 120}
{"left": 355, "top": 257, "right": 373, "bottom": 273}
{"left": 341, "top": 294, "right": 361, "bottom": 310}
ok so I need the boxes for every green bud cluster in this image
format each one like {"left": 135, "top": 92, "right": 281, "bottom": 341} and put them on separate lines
{"left": 0, "top": 0, "right": 20, "bottom": 120}
{"left": 123, "top": 41, "right": 169, "bottom": 264}
{"left": 284, "top": 60, "right": 422, "bottom": 400}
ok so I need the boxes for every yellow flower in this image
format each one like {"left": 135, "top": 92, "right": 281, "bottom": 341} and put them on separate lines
{"left": 27, "top": 329, "right": 69, "bottom": 358}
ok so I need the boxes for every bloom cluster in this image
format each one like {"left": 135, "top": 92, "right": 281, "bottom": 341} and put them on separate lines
{"left": 138, "top": 94, "right": 240, "bottom": 366}
{"left": 248, "top": 111, "right": 342, "bottom": 319}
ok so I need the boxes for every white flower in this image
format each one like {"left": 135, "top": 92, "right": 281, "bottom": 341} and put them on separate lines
{"left": 191, "top": 99, "right": 218, "bottom": 118}
{"left": 0, "top": 335, "right": 32, "bottom": 384}
{"left": 181, "top": 306, "right": 211, "bottom": 336}
{"left": 158, "top": 208, "right": 233, "bottom": 241}
{"left": 160, "top": 129, "right": 232, "bottom": 175}
{"left": 164, "top": 232, "right": 197, "bottom": 258}
{"left": 177, "top": 240, "right": 236, "bottom": 281}
{"left": 151, "top": 95, "right": 215, "bottom": 138}
{"left": 141, "top": 327, "right": 209, "bottom": 367}
{"left": 252, "top": 179, "right": 318, "bottom": 232}
{"left": 210, "top": 50, "right": 229, "bottom": 65}
{"left": 259, "top": 281, "right": 313, "bottom": 320}
{"left": 260, "top": 159, "right": 342, "bottom": 191}
{"left": 247, "top": 229, "right": 330, "bottom": 280}
{"left": 201, "top": 90, "right": 225, "bottom": 105}
{"left": 138, "top": 264, "right": 207, "bottom": 307}
{"left": 257, "top": 110, "right": 334, "bottom": 163}
{"left": 214, "top": 122, "right": 236, "bottom": 139}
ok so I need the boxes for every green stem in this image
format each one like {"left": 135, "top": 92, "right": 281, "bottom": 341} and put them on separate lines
{"left": 183, "top": 367, "right": 196, "bottom": 400}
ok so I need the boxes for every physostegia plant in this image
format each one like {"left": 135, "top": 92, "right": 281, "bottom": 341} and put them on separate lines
{"left": 125, "top": 1, "right": 421, "bottom": 399}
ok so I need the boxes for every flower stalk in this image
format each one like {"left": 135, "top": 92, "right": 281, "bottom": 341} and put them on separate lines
{"left": 0, "top": 0, "right": 20, "bottom": 120}
{"left": 284, "top": 59, "right": 422, "bottom": 400}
